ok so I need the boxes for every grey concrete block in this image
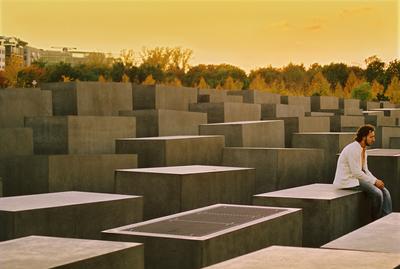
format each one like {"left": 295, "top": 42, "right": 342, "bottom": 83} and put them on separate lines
{"left": 366, "top": 149, "right": 400, "bottom": 211}
{"left": 375, "top": 126, "right": 400, "bottom": 148}
{"left": 261, "top": 104, "right": 305, "bottom": 119}
{"left": 281, "top": 95, "right": 311, "bottom": 112}
{"left": 115, "top": 165, "right": 255, "bottom": 219}
{"left": 198, "top": 89, "right": 243, "bottom": 103}
{"left": 339, "top": 98, "right": 362, "bottom": 115}
{"left": 25, "top": 116, "right": 136, "bottom": 154}
{"left": 102, "top": 204, "right": 302, "bottom": 269}
{"left": 133, "top": 84, "right": 197, "bottom": 111}
{"left": 305, "top": 111, "right": 335, "bottom": 117}
{"left": 364, "top": 114, "right": 397, "bottom": 127}
{"left": 360, "top": 100, "right": 380, "bottom": 111}
{"left": 292, "top": 132, "right": 355, "bottom": 180}
{"left": 189, "top": 102, "right": 261, "bottom": 123}
{"left": 0, "top": 192, "right": 143, "bottom": 240}
{"left": 222, "top": 147, "right": 325, "bottom": 193}
{"left": 0, "top": 89, "right": 52, "bottom": 128}
{"left": 277, "top": 117, "right": 330, "bottom": 147}
{"left": 0, "top": 236, "right": 144, "bottom": 269}
{"left": 323, "top": 213, "right": 400, "bottom": 253}
{"left": 199, "top": 120, "right": 284, "bottom": 147}
{"left": 380, "top": 101, "right": 397, "bottom": 108}
{"left": 330, "top": 116, "right": 365, "bottom": 132}
{"left": 116, "top": 135, "right": 225, "bottom": 167}
{"left": 0, "top": 128, "right": 33, "bottom": 156}
{"left": 41, "top": 82, "right": 133, "bottom": 116}
{"left": 253, "top": 184, "right": 371, "bottom": 247}
{"left": 311, "top": 96, "right": 339, "bottom": 111}
{"left": 390, "top": 137, "right": 400, "bottom": 148}
{"left": 1, "top": 154, "right": 137, "bottom": 196}
{"left": 228, "top": 90, "right": 281, "bottom": 104}
{"left": 203, "top": 245, "right": 400, "bottom": 269}
{"left": 119, "top": 109, "right": 207, "bottom": 137}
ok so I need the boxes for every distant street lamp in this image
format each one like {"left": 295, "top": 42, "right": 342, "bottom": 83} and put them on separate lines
{"left": 32, "top": 79, "right": 37, "bottom": 88}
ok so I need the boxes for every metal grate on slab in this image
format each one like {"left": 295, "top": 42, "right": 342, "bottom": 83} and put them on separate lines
{"left": 126, "top": 205, "right": 287, "bottom": 237}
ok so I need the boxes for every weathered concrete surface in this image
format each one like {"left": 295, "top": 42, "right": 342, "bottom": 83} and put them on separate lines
{"left": 253, "top": 184, "right": 371, "bottom": 247}
{"left": 281, "top": 95, "right": 311, "bottom": 112}
{"left": 1, "top": 154, "right": 137, "bottom": 196}
{"left": 360, "top": 100, "right": 380, "bottom": 111}
{"left": 323, "top": 213, "right": 400, "bottom": 253}
{"left": 189, "top": 102, "right": 261, "bottom": 123}
{"left": 261, "top": 104, "right": 305, "bottom": 119}
{"left": 198, "top": 89, "right": 243, "bottom": 103}
{"left": 375, "top": 126, "right": 400, "bottom": 148}
{"left": 364, "top": 114, "right": 398, "bottom": 127}
{"left": 380, "top": 101, "right": 397, "bottom": 108}
{"left": 330, "top": 115, "right": 365, "bottom": 132}
{"left": 41, "top": 81, "right": 133, "bottom": 116}
{"left": 0, "top": 192, "right": 142, "bottom": 240}
{"left": 228, "top": 90, "right": 281, "bottom": 104}
{"left": 203, "top": 246, "right": 400, "bottom": 269}
{"left": 291, "top": 132, "right": 355, "bottom": 180}
{"left": 133, "top": 84, "right": 197, "bottom": 111}
{"left": 311, "top": 96, "right": 339, "bottom": 111}
{"left": 115, "top": 165, "right": 255, "bottom": 219}
{"left": 0, "top": 128, "right": 33, "bottom": 156}
{"left": 222, "top": 147, "right": 325, "bottom": 193}
{"left": 25, "top": 116, "right": 136, "bottom": 154}
{"left": 119, "top": 109, "right": 206, "bottom": 137}
{"left": 0, "top": 89, "right": 52, "bottom": 128}
{"left": 116, "top": 135, "right": 224, "bottom": 167}
{"left": 390, "top": 137, "right": 400, "bottom": 148}
{"left": 305, "top": 111, "right": 335, "bottom": 117}
{"left": 0, "top": 236, "right": 144, "bottom": 269}
{"left": 372, "top": 108, "right": 400, "bottom": 118}
{"left": 339, "top": 98, "right": 362, "bottom": 115}
{"left": 277, "top": 117, "right": 330, "bottom": 147}
{"left": 366, "top": 148, "right": 400, "bottom": 211}
{"left": 199, "top": 120, "right": 284, "bottom": 147}
{"left": 102, "top": 204, "right": 302, "bottom": 269}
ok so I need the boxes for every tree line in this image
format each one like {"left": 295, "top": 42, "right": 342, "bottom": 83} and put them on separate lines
{"left": 1, "top": 47, "right": 399, "bottom": 103}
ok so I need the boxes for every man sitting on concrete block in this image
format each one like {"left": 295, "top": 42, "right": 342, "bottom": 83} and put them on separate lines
{"left": 333, "top": 124, "right": 392, "bottom": 220}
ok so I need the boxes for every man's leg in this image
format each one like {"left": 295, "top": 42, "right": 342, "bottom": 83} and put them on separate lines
{"left": 358, "top": 180, "right": 383, "bottom": 219}
{"left": 381, "top": 187, "right": 392, "bottom": 216}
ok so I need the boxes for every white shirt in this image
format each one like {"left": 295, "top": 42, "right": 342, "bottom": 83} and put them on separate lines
{"left": 333, "top": 141, "right": 377, "bottom": 188}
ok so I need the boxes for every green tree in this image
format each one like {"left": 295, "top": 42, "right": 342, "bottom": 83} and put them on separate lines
{"left": 307, "top": 71, "right": 331, "bottom": 96}
{"left": 110, "top": 62, "right": 125, "bottom": 82}
{"left": 351, "top": 82, "right": 372, "bottom": 101}
{"left": 321, "top": 63, "right": 349, "bottom": 89}
{"left": 365, "top": 55, "right": 386, "bottom": 86}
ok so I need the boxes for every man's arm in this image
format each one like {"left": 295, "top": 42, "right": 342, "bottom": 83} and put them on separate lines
{"left": 347, "top": 149, "right": 377, "bottom": 185}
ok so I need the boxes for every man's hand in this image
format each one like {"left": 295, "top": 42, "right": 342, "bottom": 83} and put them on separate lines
{"left": 374, "top": 179, "right": 385, "bottom": 189}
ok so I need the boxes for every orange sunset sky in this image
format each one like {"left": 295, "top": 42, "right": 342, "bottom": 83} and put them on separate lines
{"left": 0, "top": 0, "right": 399, "bottom": 72}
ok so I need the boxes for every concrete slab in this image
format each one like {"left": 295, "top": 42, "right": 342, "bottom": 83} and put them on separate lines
{"left": 25, "top": 116, "right": 136, "bottom": 154}
{"left": 199, "top": 120, "right": 284, "bottom": 147}
{"left": 375, "top": 126, "right": 400, "bottom": 148}
{"left": 133, "top": 84, "right": 197, "bottom": 111}
{"left": 0, "top": 236, "right": 144, "bottom": 269}
{"left": 365, "top": 114, "right": 398, "bottom": 127}
{"left": 41, "top": 82, "right": 133, "bottom": 116}
{"left": 102, "top": 204, "right": 302, "bottom": 269}
{"left": 291, "top": 132, "right": 355, "bottom": 180}
{"left": 339, "top": 98, "right": 362, "bottom": 115}
{"left": 228, "top": 90, "right": 281, "bottom": 104}
{"left": 0, "top": 89, "right": 52, "bottom": 128}
{"left": 330, "top": 115, "right": 365, "bottom": 132}
{"left": 281, "top": 95, "right": 311, "bottom": 112}
{"left": 0, "top": 128, "right": 33, "bottom": 156}
{"left": 222, "top": 147, "right": 325, "bottom": 193}
{"left": 277, "top": 117, "right": 330, "bottom": 147}
{"left": 360, "top": 100, "right": 380, "bottom": 111}
{"left": 115, "top": 165, "right": 255, "bottom": 219}
{"left": 0, "top": 192, "right": 142, "bottom": 240}
{"left": 116, "top": 135, "right": 224, "bottom": 167}
{"left": 390, "top": 137, "right": 400, "bottom": 148}
{"left": 366, "top": 148, "right": 400, "bottom": 211}
{"left": 261, "top": 104, "right": 305, "bottom": 119}
{"left": 189, "top": 102, "right": 261, "bottom": 123}
{"left": 380, "top": 101, "right": 397, "bottom": 108}
{"left": 203, "top": 246, "right": 400, "bottom": 269}
{"left": 372, "top": 108, "right": 400, "bottom": 118}
{"left": 311, "top": 96, "right": 339, "bottom": 111}
{"left": 119, "top": 109, "right": 207, "bottom": 137}
{"left": 198, "top": 89, "right": 243, "bottom": 103}
{"left": 1, "top": 154, "right": 137, "bottom": 196}
{"left": 253, "top": 184, "right": 371, "bottom": 247}
{"left": 323, "top": 213, "right": 400, "bottom": 253}
{"left": 305, "top": 111, "right": 335, "bottom": 117}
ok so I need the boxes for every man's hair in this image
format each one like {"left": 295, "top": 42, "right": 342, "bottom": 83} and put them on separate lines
{"left": 355, "top": 124, "right": 375, "bottom": 142}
